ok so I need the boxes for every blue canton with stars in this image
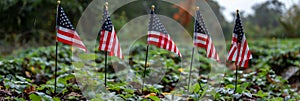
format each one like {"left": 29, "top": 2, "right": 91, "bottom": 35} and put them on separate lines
{"left": 234, "top": 12, "right": 244, "bottom": 43}
{"left": 101, "top": 8, "right": 113, "bottom": 32}
{"left": 57, "top": 5, "right": 75, "bottom": 30}
{"left": 194, "top": 10, "right": 208, "bottom": 35}
{"left": 148, "top": 10, "right": 168, "bottom": 34}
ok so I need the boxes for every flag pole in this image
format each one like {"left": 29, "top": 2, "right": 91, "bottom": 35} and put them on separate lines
{"left": 55, "top": 43, "right": 58, "bottom": 94}
{"left": 54, "top": 0, "right": 60, "bottom": 95}
{"left": 142, "top": 44, "right": 149, "bottom": 94}
{"left": 104, "top": 2, "right": 109, "bottom": 88}
{"left": 234, "top": 64, "right": 239, "bottom": 93}
{"left": 187, "top": 47, "right": 195, "bottom": 93}
{"left": 234, "top": 9, "right": 239, "bottom": 94}
{"left": 142, "top": 5, "right": 155, "bottom": 94}
{"left": 187, "top": 6, "right": 203, "bottom": 93}
{"left": 104, "top": 51, "right": 108, "bottom": 87}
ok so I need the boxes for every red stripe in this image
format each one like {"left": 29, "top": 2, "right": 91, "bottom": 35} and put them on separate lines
{"left": 148, "top": 32, "right": 181, "bottom": 57}
{"left": 57, "top": 37, "right": 86, "bottom": 51}
{"left": 196, "top": 36, "right": 208, "bottom": 42}
{"left": 175, "top": 47, "right": 178, "bottom": 54}
{"left": 167, "top": 38, "right": 172, "bottom": 50}
{"left": 57, "top": 29, "right": 81, "bottom": 41}
{"left": 244, "top": 44, "right": 252, "bottom": 68}
{"left": 148, "top": 41, "right": 158, "bottom": 46}
{"left": 232, "top": 37, "right": 237, "bottom": 43}
{"left": 148, "top": 33, "right": 170, "bottom": 43}
{"left": 163, "top": 36, "right": 168, "bottom": 49}
{"left": 243, "top": 51, "right": 251, "bottom": 68}
{"left": 148, "top": 34, "right": 161, "bottom": 39}
{"left": 237, "top": 44, "right": 243, "bottom": 66}
{"left": 227, "top": 45, "right": 234, "bottom": 60}
{"left": 239, "top": 39, "right": 247, "bottom": 66}
{"left": 104, "top": 32, "right": 112, "bottom": 51}
{"left": 109, "top": 51, "right": 113, "bottom": 56}
{"left": 206, "top": 38, "right": 210, "bottom": 57}
{"left": 158, "top": 33, "right": 163, "bottom": 48}
{"left": 194, "top": 43, "right": 206, "bottom": 48}
{"left": 211, "top": 42, "right": 218, "bottom": 60}
{"left": 244, "top": 60, "right": 249, "bottom": 68}
{"left": 98, "top": 30, "right": 105, "bottom": 51}
{"left": 110, "top": 32, "right": 117, "bottom": 56}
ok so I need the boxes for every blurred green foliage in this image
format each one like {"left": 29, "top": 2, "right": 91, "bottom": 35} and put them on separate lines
{"left": 0, "top": 0, "right": 299, "bottom": 55}
{"left": 0, "top": 0, "right": 92, "bottom": 55}
{"left": 0, "top": 39, "right": 300, "bottom": 100}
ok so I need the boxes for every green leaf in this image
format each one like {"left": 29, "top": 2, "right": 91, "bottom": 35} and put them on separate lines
{"left": 29, "top": 94, "right": 41, "bottom": 101}
{"left": 53, "top": 97, "right": 61, "bottom": 101}
{"left": 253, "top": 90, "right": 268, "bottom": 98}
{"left": 148, "top": 96, "right": 160, "bottom": 101}
{"left": 225, "top": 84, "right": 235, "bottom": 89}
{"left": 192, "top": 83, "right": 200, "bottom": 93}
{"left": 78, "top": 53, "right": 97, "bottom": 61}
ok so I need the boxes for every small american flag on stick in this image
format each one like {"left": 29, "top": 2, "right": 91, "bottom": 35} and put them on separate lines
{"left": 56, "top": 4, "right": 87, "bottom": 52}
{"left": 193, "top": 8, "right": 219, "bottom": 61}
{"left": 227, "top": 10, "right": 252, "bottom": 68}
{"left": 147, "top": 8, "right": 181, "bottom": 57}
{"left": 98, "top": 6, "right": 123, "bottom": 59}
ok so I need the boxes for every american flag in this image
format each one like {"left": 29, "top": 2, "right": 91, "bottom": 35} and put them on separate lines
{"left": 56, "top": 4, "right": 87, "bottom": 52}
{"left": 193, "top": 10, "right": 219, "bottom": 61}
{"left": 227, "top": 11, "right": 252, "bottom": 68}
{"left": 147, "top": 10, "right": 182, "bottom": 57}
{"left": 98, "top": 7, "right": 123, "bottom": 59}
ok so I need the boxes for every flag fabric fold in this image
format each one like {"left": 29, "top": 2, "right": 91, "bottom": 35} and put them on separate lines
{"left": 147, "top": 10, "right": 182, "bottom": 57}
{"left": 193, "top": 10, "right": 219, "bottom": 61}
{"left": 227, "top": 11, "right": 252, "bottom": 68}
{"left": 98, "top": 7, "right": 123, "bottom": 59}
{"left": 56, "top": 4, "right": 87, "bottom": 52}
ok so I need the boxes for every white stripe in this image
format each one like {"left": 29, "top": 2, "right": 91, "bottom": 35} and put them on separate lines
{"left": 166, "top": 35, "right": 170, "bottom": 50}
{"left": 57, "top": 33, "right": 84, "bottom": 46}
{"left": 206, "top": 38, "right": 212, "bottom": 57}
{"left": 160, "top": 36, "right": 164, "bottom": 48}
{"left": 59, "top": 27, "right": 80, "bottom": 38}
{"left": 108, "top": 29, "right": 116, "bottom": 51}
{"left": 228, "top": 45, "right": 237, "bottom": 61}
{"left": 238, "top": 35, "right": 247, "bottom": 65}
{"left": 227, "top": 34, "right": 237, "bottom": 61}
{"left": 114, "top": 38, "right": 119, "bottom": 57}
{"left": 175, "top": 47, "right": 179, "bottom": 55}
{"left": 148, "top": 31, "right": 160, "bottom": 36}
{"left": 194, "top": 39, "right": 206, "bottom": 45}
{"left": 243, "top": 35, "right": 252, "bottom": 59}
{"left": 195, "top": 33, "right": 208, "bottom": 39}
{"left": 148, "top": 37, "right": 159, "bottom": 42}
{"left": 242, "top": 35, "right": 252, "bottom": 66}
{"left": 241, "top": 48, "right": 248, "bottom": 67}
{"left": 101, "top": 31, "right": 109, "bottom": 50}
{"left": 210, "top": 39, "right": 216, "bottom": 58}
{"left": 171, "top": 44, "right": 175, "bottom": 53}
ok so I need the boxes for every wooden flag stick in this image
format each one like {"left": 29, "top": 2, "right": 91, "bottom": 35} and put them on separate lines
{"left": 54, "top": 0, "right": 61, "bottom": 95}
